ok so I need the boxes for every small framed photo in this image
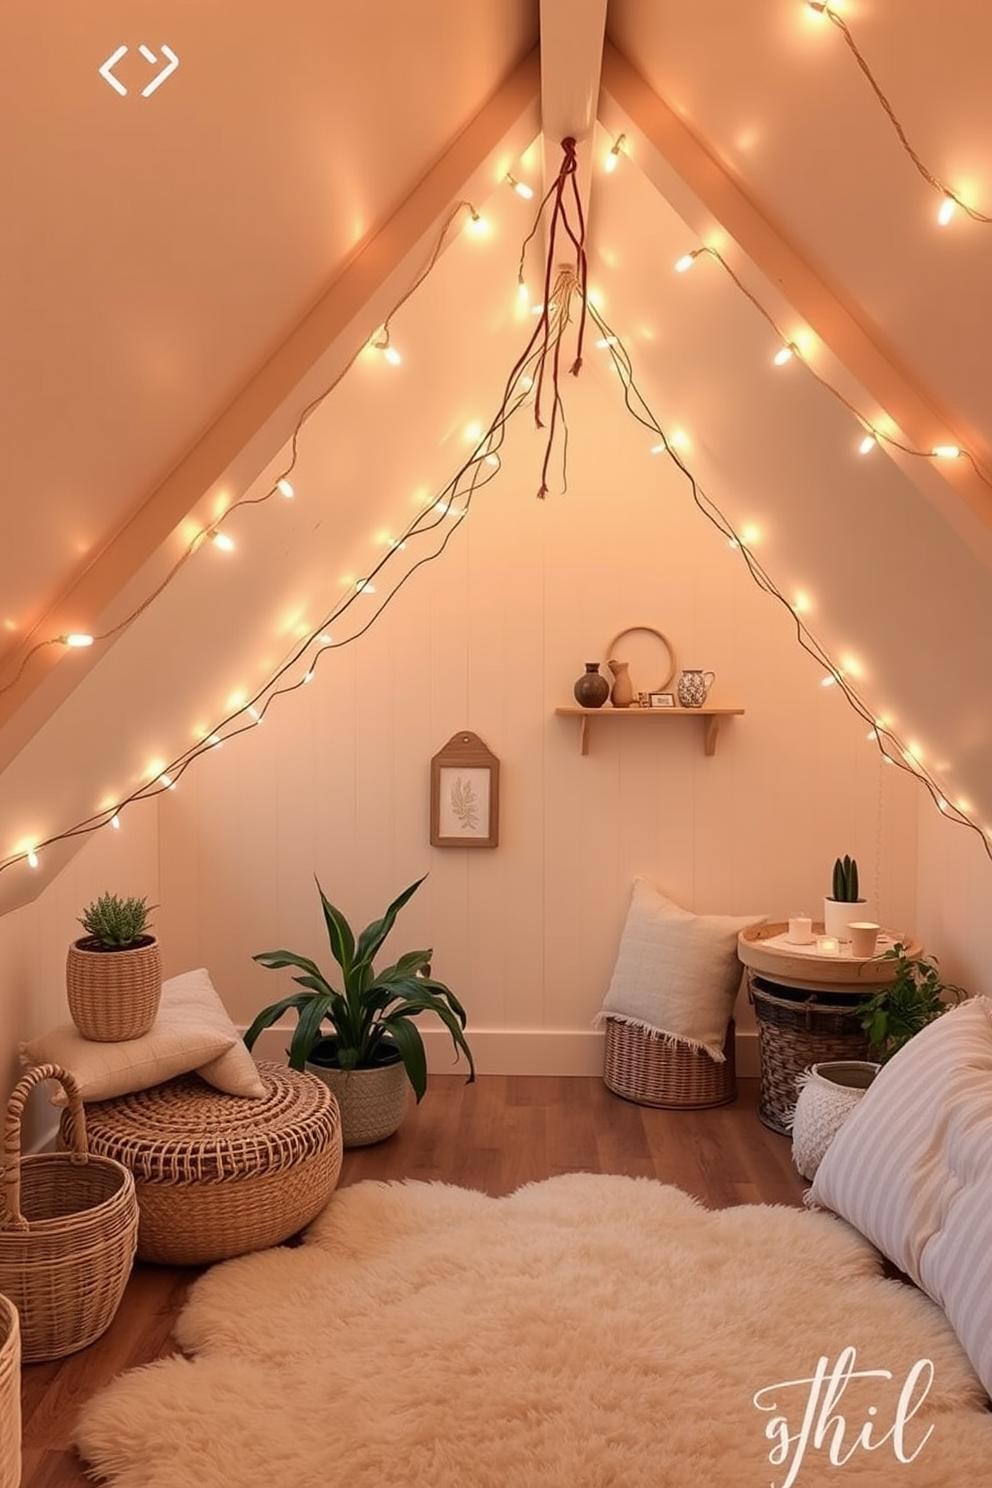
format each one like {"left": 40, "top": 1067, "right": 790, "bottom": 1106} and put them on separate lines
{"left": 649, "top": 692, "right": 676, "bottom": 708}
{"left": 430, "top": 732, "right": 500, "bottom": 848}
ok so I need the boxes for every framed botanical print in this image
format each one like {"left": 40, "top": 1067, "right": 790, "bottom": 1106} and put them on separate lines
{"left": 430, "top": 732, "right": 499, "bottom": 848}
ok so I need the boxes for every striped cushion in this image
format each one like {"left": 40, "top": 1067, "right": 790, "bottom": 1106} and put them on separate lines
{"left": 809, "top": 995, "right": 992, "bottom": 1401}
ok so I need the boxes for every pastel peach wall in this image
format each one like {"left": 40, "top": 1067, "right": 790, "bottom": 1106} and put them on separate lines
{"left": 0, "top": 807, "right": 158, "bottom": 1150}
{"left": 156, "top": 369, "right": 921, "bottom": 1075}
{"left": 915, "top": 802, "right": 992, "bottom": 998}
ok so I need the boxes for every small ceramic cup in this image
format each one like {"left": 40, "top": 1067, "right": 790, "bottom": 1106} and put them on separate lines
{"left": 848, "top": 921, "right": 880, "bottom": 957}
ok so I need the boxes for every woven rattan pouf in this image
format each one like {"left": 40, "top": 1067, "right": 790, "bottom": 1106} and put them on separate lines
{"left": 603, "top": 1019, "right": 737, "bottom": 1109}
{"left": 64, "top": 1061, "right": 343, "bottom": 1265}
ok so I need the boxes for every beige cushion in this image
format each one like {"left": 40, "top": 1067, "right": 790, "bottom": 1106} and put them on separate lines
{"left": 21, "top": 967, "right": 266, "bottom": 1103}
{"left": 808, "top": 995, "right": 992, "bottom": 1401}
{"left": 596, "top": 879, "right": 764, "bottom": 1061}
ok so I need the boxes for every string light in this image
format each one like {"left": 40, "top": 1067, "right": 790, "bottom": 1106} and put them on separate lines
{"left": 674, "top": 252, "right": 699, "bottom": 273}
{"left": 811, "top": 4, "right": 991, "bottom": 225}
{"left": 27, "top": 849, "right": 39, "bottom": 868}
{"left": 209, "top": 530, "right": 235, "bottom": 551}
{"left": 584, "top": 291, "right": 992, "bottom": 861}
{"left": 62, "top": 633, "right": 95, "bottom": 648}
{"left": 675, "top": 244, "right": 992, "bottom": 488}
{"left": 858, "top": 433, "right": 877, "bottom": 455}
{"left": 506, "top": 174, "right": 533, "bottom": 200}
{"left": 277, "top": 479, "right": 295, "bottom": 498}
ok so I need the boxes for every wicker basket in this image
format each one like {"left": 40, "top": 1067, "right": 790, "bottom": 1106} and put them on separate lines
{"left": 0, "top": 1063, "right": 138, "bottom": 1363}
{"left": 603, "top": 1019, "right": 737, "bottom": 1109}
{"left": 68, "top": 1062, "right": 343, "bottom": 1265}
{"left": 0, "top": 1292, "right": 19, "bottom": 1488}
{"left": 66, "top": 937, "right": 162, "bottom": 1041}
{"left": 749, "top": 975, "right": 871, "bottom": 1134}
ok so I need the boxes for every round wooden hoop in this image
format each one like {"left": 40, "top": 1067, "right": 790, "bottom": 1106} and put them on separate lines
{"left": 604, "top": 626, "right": 676, "bottom": 692}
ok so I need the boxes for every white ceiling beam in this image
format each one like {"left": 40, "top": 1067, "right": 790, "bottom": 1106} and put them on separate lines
{"left": 539, "top": 0, "right": 608, "bottom": 242}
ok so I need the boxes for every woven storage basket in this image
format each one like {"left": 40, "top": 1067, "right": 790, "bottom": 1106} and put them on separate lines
{"left": 790, "top": 1061, "right": 879, "bottom": 1181}
{"left": 748, "top": 975, "right": 870, "bottom": 1134}
{"left": 66, "top": 937, "right": 161, "bottom": 1041}
{"left": 68, "top": 1062, "right": 343, "bottom": 1265}
{"left": 0, "top": 1293, "right": 19, "bottom": 1488}
{"left": 0, "top": 1063, "right": 138, "bottom": 1363}
{"left": 603, "top": 1019, "right": 737, "bottom": 1109}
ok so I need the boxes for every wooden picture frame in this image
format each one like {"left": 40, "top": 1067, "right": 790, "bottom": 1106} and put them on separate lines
{"left": 649, "top": 692, "right": 676, "bottom": 708}
{"left": 430, "top": 732, "right": 500, "bottom": 848}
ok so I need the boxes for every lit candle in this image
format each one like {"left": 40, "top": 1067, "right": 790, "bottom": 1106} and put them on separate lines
{"left": 816, "top": 935, "right": 839, "bottom": 955}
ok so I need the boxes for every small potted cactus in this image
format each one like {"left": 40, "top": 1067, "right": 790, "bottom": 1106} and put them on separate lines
{"left": 823, "top": 855, "right": 867, "bottom": 943}
{"left": 66, "top": 892, "right": 161, "bottom": 1041}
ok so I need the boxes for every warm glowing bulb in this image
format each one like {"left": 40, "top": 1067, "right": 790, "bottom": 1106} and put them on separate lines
{"left": 485, "top": 454, "right": 499, "bottom": 467}
{"left": 355, "top": 580, "right": 376, "bottom": 593}
{"left": 467, "top": 211, "right": 488, "bottom": 235}
{"left": 159, "top": 773, "right": 175, "bottom": 789}
{"left": 596, "top": 336, "right": 617, "bottom": 349}
{"left": 858, "top": 433, "right": 877, "bottom": 454}
{"left": 517, "top": 279, "right": 529, "bottom": 304}
{"left": 675, "top": 253, "right": 696, "bottom": 273}
{"left": 507, "top": 174, "right": 533, "bottom": 200}
{"left": 64, "top": 632, "right": 94, "bottom": 647}
{"left": 247, "top": 707, "right": 262, "bottom": 723}
{"left": 773, "top": 345, "right": 794, "bottom": 367}
{"left": 277, "top": 478, "right": 295, "bottom": 498}
{"left": 318, "top": 633, "right": 333, "bottom": 646}
{"left": 932, "top": 444, "right": 961, "bottom": 459}
{"left": 27, "top": 849, "right": 39, "bottom": 868}
{"left": 605, "top": 134, "right": 626, "bottom": 173}
{"left": 303, "top": 669, "right": 314, "bottom": 684}
{"left": 938, "top": 195, "right": 956, "bottom": 226}
{"left": 383, "top": 346, "right": 402, "bottom": 366}
{"left": 111, "top": 813, "right": 121, "bottom": 828}
{"left": 821, "top": 674, "right": 837, "bottom": 687}
{"left": 210, "top": 531, "right": 235, "bottom": 551}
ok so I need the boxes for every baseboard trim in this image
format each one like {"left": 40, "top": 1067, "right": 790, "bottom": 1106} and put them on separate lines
{"left": 250, "top": 1025, "right": 761, "bottom": 1080}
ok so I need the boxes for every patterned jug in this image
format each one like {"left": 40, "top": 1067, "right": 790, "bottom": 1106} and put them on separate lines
{"left": 677, "top": 669, "right": 715, "bottom": 708}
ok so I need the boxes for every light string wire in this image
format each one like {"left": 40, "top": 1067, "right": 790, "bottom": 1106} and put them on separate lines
{"left": 681, "top": 246, "right": 992, "bottom": 490}
{"left": 0, "top": 199, "right": 482, "bottom": 702}
{"left": 1, "top": 145, "right": 590, "bottom": 876}
{"left": 582, "top": 290, "right": 992, "bottom": 865}
{"left": 813, "top": 2, "right": 991, "bottom": 224}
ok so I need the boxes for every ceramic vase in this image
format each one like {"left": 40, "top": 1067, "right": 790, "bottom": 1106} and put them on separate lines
{"left": 573, "top": 662, "right": 610, "bottom": 708}
{"left": 677, "top": 669, "right": 715, "bottom": 708}
{"left": 607, "top": 659, "right": 635, "bottom": 708}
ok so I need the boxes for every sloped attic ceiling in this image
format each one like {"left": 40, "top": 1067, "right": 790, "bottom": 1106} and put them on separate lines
{"left": 1, "top": 0, "right": 991, "bottom": 912}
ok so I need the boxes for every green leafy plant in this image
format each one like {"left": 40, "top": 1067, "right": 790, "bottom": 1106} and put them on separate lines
{"left": 857, "top": 943, "right": 966, "bottom": 1062}
{"left": 78, "top": 892, "right": 154, "bottom": 948}
{"left": 830, "top": 855, "right": 860, "bottom": 902}
{"left": 244, "top": 874, "right": 474, "bottom": 1102}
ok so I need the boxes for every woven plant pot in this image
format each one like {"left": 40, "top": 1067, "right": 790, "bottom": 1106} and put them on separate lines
{"left": 0, "top": 1064, "right": 137, "bottom": 1362}
{"left": 790, "top": 1061, "right": 879, "bottom": 1181}
{"left": 0, "top": 1292, "right": 19, "bottom": 1488}
{"left": 66, "top": 935, "right": 162, "bottom": 1041}
{"left": 306, "top": 1040, "right": 410, "bottom": 1147}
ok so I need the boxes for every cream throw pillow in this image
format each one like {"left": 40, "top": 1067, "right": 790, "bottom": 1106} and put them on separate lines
{"left": 808, "top": 995, "right": 992, "bottom": 1402}
{"left": 20, "top": 967, "right": 266, "bottom": 1103}
{"left": 597, "top": 879, "right": 764, "bottom": 1061}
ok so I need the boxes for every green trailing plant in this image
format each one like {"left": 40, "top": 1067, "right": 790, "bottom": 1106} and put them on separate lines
{"left": 830, "top": 855, "right": 860, "bottom": 902}
{"left": 857, "top": 943, "right": 966, "bottom": 1063}
{"left": 78, "top": 892, "right": 154, "bottom": 948}
{"left": 244, "top": 874, "right": 475, "bottom": 1102}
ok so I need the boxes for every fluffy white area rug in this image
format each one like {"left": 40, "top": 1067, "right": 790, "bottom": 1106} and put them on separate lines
{"left": 75, "top": 1174, "right": 991, "bottom": 1487}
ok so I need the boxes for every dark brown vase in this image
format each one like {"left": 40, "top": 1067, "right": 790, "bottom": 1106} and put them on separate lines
{"left": 573, "top": 663, "right": 610, "bottom": 708}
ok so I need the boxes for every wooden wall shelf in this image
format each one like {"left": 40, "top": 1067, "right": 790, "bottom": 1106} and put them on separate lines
{"left": 555, "top": 705, "right": 744, "bottom": 757}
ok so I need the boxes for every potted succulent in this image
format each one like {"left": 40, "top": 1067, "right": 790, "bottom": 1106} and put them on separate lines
{"left": 244, "top": 874, "right": 474, "bottom": 1147}
{"left": 856, "top": 943, "right": 966, "bottom": 1063}
{"left": 66, "top": 892, "right": 161, "bottom": 1042}
{"left": 822, "top": 854, "right": 867, "bottom": 942}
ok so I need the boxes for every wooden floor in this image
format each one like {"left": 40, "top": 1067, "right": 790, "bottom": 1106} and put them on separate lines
{"left": 18, "top": 1074, "right": 805, "bottom": 1487}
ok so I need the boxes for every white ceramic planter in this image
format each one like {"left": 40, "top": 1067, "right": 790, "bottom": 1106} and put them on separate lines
{"left": 791, "top": 1060, "right": 879, "bottom": 1180}
{"left": 822, "top": 897, "right": 868, "bottom": 942}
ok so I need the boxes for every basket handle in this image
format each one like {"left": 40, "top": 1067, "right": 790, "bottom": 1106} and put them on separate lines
{"left": 2, "top": 1062, "right": 88, "bottom": 1233}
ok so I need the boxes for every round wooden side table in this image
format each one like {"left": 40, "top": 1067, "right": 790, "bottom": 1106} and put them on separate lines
{"left": 737, "top": 922, "right": 921, "bottom": 1133}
